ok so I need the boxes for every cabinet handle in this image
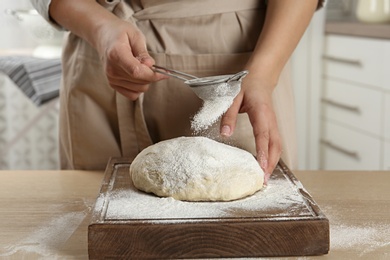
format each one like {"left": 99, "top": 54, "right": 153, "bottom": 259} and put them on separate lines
{"left": 321, "top": 98, "right": 361, "bottom": 114}
{"left": 323, "top": 55, "right": 362, "bottom": 67}
{"left": 320, "top": 139, "right": 360, "bottom": 160}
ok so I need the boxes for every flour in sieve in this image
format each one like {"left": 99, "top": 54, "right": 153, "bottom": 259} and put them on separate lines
{"left": 191, "top": 82, "right": 240, "bottom": 133}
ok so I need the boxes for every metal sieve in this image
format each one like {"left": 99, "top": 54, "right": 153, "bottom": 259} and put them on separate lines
{"left": 152, "top": 65, "right": 248, "bottom": 100}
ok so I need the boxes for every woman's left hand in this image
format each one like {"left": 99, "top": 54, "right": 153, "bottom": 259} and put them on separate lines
{"left": 220, "top": 75, "right": 282, "bottom": 184}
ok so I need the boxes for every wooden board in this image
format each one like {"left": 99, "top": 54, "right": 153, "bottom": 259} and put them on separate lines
{"left": 88, "top": 158, "right": 329, "bottom": 259}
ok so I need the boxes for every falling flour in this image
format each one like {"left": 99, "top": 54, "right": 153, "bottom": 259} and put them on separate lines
{"left": 191, "top": 98, "right": 233, "bottom": 132}
{"left": 191, "top": 81, "right": 241, "bottom": 133}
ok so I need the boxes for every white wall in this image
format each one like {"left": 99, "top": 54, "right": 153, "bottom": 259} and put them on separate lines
{"left": 0, "top": 0, "right": 38, "bottom": 50}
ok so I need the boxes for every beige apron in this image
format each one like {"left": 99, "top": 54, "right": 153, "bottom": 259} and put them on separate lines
{"left": 59, "top": 0, "right": 297, "bottom": 170}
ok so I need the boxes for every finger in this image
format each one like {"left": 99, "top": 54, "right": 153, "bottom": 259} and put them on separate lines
{"left": 114, "top": 54, "right": 166, "bottom": 83}
{"left": 127, "top": 31, "right": 163, "bottom": 76}
{"left": 135, "top": 52, "right": 156, "bottom": 68}
{"left": 258, "top": 144, "right": 270, "bottom": 185}
{"left": 121, "top": 54, "right": 160, "bottom": 81}
{"left": 129, "top": 30, "right": 150, "bottom": 63}
{"left": 263, "top": 139, "right": 281, "bottom": 186}
{"left": 108, "top": 42, "right": 163, "bottom": 82}
{"left": 264, "top": 172, "right": 271, "bottom": 186}
{"left": 252, "top": 121, "right": 271, "bottom": 185}
{"left": 253, "top": 119, "right": 270, "bottom": 173}
{"left": 220, "top": 96, "right": 242, "bottom": 137}
{"left": 266, "top": 130, "right": 282, "bottom": 176}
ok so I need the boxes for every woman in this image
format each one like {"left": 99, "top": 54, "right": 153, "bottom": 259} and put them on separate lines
{"left": 31, "top": 0, "right": 323, "bottom": 183}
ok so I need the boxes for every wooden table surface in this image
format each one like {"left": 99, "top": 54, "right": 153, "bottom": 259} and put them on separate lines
{"left": 0, "top": 170, "right": 389, "bottom": 259}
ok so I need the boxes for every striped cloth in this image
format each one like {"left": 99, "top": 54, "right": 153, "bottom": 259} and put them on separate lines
{"left": 0, "top": 56, "right": 61, "bottom": 106}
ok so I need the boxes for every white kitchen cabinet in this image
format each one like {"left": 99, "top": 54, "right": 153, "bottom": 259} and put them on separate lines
{"left": 320, "top": 121, "right": 381, "bottom": 170}
{"left": 322, "top": 78, "right": 382, "bottom": 136}
{"left": 384, "top": 141, "right": 390, "bottom": 170}
{"left": 323, "top": 35, "right": 388, "bottom": 89}
{"left": 385, "top": 93, "right": 390, "bottom": 141}
{"left": 321, "top": 35, "right": 390, "bottom": 170}
{"left": 384, "top": 94, "right": 390, "bottom": 170}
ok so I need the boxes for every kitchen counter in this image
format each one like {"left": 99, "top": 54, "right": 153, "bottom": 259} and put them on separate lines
{"left": 325, "top": 21, "right": 390, "bottom": 39}
{"left": 0, "top": 169, "right": 389, "bottom": 259}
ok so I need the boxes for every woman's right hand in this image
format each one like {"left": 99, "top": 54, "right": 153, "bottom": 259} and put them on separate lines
{"left": 49, "top": 0, "right": 167, "bottom": 100}
{"left": 94, "top": 19, "right": 167, "bottom": 100}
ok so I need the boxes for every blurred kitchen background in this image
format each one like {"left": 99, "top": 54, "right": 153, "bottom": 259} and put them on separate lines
{"left": 0, "top": 0, "right": 389, "bottom": 171}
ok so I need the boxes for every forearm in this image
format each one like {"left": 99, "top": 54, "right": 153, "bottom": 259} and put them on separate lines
{"left": 49, "top": 0, "right": 121, "bottom": 50}
{"left": 245, "top": 0, "right": 318, "bottom": 89}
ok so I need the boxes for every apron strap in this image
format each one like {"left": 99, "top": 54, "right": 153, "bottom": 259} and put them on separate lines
{"left": 116, "top": 92, "right": 152, "bottom": 160}
{"left": 97, "top": 0, "right": 136, "bottom": 21}
{"left": 134, "top": 95, "right": 153, "bottom": 151}
{"left": 133, "top": 0, "right": 265, "bottom": 21}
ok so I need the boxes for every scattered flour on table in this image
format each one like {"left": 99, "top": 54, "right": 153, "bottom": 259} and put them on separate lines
{"left": 319, "top": 205, "right": 390, "bottom": 257}
{"left": 0, "top": 212, "right": 86, "bottom": 257}
{"left": 330, "top": 223, "right": 390, "bottom": 256}
{"left": 0, "top": 199, "right": 92, "bottom": 258}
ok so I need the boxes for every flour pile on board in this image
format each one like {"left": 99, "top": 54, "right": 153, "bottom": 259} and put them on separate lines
{"left": 106, "top": 174, "right": 308, "bottom": 220}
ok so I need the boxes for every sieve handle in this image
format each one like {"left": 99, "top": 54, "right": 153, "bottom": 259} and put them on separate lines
{"left": 152, "top": 65, "right": 197, "bottom": 81}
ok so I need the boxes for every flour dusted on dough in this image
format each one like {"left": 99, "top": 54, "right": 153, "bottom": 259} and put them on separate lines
{"left": 130, "top": 136, "right": 264, "bottom": 201}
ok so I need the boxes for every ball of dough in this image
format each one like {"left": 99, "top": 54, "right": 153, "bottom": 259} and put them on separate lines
{"left": 130, "top": 136, "right": 264, "bottom": 201}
